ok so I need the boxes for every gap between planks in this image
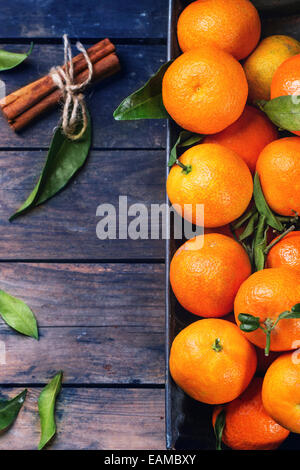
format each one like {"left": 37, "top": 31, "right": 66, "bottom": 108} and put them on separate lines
{"left": 0, "top": 38, "right": 167, "bottom": 46}
{"left": 0, "top": 383, "right": 165, "bottom": 389}
{"left": 0, "top": 259, "right": 165, "bottom": 263}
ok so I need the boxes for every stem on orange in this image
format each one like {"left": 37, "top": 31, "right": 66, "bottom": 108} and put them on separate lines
{"left": 264, "top": 224, "right": 295, "bottom": 255}
{"left": 175, "top": 159, "right": 192, "bottom": 175}
{"left": 212, "top": 338, "right": 222, "bottom": 352}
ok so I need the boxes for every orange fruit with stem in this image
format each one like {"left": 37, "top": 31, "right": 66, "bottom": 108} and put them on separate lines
{"left": 167, "top": 143, "right": 253, "bottom": 227}
{"left": 244, "top": 35, "right": 300, "bottom": 103}
{"left": 177, "top": 0, "right": 261, "bottom": 60}
{"left": 267, "top": 231, "right": 300, "bottom": 272}
{"left": 204, "top": 105, "right": 278, "bottom": 173}
{"left": 169, "top": 318, "right": 257, "bottom": 404}
{"left": 162, "top": 46, "right": 248, "bottom": 135}
{"left": 262, "top": 352, "right": 300, "bottom": 433}
{"left": 170, "top": 233, "right": 251, "bottom": 318}
{"left": 256, "top": 137, "right": 300, "bottom": 216}
{"left": 234, "top": 267, "right": 300, "bottom": 354}
{"left": 271, "top": 53, "right": 300, "bottom": 136}
{"left": 212, "top": 377, "right": 290, "bottom": 450}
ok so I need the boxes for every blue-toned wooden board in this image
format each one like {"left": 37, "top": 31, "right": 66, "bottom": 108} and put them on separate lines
{"left": 0, "top": 0, "right": 168, "bottom": 452}
{"left": 0, "top": 324, "right": 164, "bottom": 384}
{"left": 0, "top": 44, "right": 166, "bottom": 149}
{"left": 0, "top": 0, "right": 168, "bottom": 39}
{"left": 0, "top": 388, "right": 165, "bottom": 450}
{"left": 0, "top": 150, "right": 165, "bottom": 259}
{"left": 0, "top": 263, "right": 164, "bottom": 328}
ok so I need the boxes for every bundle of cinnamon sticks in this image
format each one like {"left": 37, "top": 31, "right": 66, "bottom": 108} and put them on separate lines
{"left": 0, "top": 38, "right": 120, "bottom": 132}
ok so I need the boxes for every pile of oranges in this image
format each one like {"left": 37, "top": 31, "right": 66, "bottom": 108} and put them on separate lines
{"left": 166, "top": 0, "right": 300, "bottom": 450}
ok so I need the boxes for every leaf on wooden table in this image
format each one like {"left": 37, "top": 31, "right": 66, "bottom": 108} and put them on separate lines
{"left": 0, "top": 389, "right": 27, "bottom": 431}
{"left": 38, "top": 371, "right": 63, "bottom": 450}
{"left": 0, "top": 43, "right": 33, "bottom": 71}
{"left": 168, "top": 130, "right": 203, "bottom": 167}
{"left": 10, "top": 113, "right": 92, "bottom": 221}
{"left": 113, "top": 61, "right": 171, "bottom": 120}
{"left": 0, "top": 290, "right": 38, "bottom": 339}
{"left": 257, "top": 96, "right": 300, "bottom": 132}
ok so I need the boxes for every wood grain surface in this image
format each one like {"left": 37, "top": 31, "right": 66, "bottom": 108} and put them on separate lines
{"left": 0, "top": 387, "right": 165, "bottom": 450}
{"left": 0, "top": 263, "right": 165, "bottom": 327}
{"left": 0, "top": 44, "right": 166, "bottom": 148}
{"left": 0, "top": 263, "right": 164, "bottom": 384}
{"left": 0, "top": 0, "right": 167, "bottom": 39}
{"left": 0, "top": 150, "right": 165, "bottom": 260}
{"left": 1, "top": 0, "right": 299, "bottom": 451}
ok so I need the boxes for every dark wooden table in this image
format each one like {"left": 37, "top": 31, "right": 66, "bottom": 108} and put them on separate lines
{"left": 0, "top": 0, "right": 167, "bottom": 450}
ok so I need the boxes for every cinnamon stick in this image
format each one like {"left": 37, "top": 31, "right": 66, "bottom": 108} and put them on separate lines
{"left": 9, "top": 53, "right": 120, "bottom": 131}
{"left": 1, "top": 39, "right": 114, "bottom": 113}
{"left": 0, "top": 38, "right": 120, "bottom": 132}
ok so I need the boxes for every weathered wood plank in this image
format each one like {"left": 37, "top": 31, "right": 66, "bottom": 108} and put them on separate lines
{"left": 0, "top": 44, "right": 166, "bottom": 148}
{"left": 0, "top": 150, "right": 165, "bottom": 259}
{"left": 0, "top": 0, "right": 167, "bottom": 39}
{"left": 0, "top": 387, "right": 165, "bottom": 450}
{"left": 0, "top": 263, "right": 164, "bottom": 327}
{"left": 0, "top": 0, "right": 297, "bottom": 44}
{"left": 0, "top": 325, "right": 164, "bottom": 384}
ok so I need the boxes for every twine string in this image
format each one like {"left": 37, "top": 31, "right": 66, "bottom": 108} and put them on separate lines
{"left": 50, "top": 34, "right": 93, "bottom": 140}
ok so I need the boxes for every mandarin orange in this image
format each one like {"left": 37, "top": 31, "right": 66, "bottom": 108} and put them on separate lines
{"left": 167, "top": 143, "right": 253, "bottom": 227}
{"left": 170, "top": 318, "right": 257, "bottom": 404}
{"left": 234, "top": 267, "right": 300, "bottom": 351}
{"left": 244, "top": 35, "right": 300, "bottom": 103}
{"left": 271, "top": 53, "right": 300, "bottom": 136}
{"left": 162, "top": 46, "right": 248, "bottom": 135}
{"left": 267, "top": 231, "right": 300, "bottom": 272}
{"left": 262, "top": 353, "right": 300, "bottom": 433}
{"left": 212, "top": 378, "right": 290, "bottom": 450}
{"left": 170, "top": 233, "right": 251, "bottom": 317}
{"left": 177, "top": 0, "right": 261, "bottom": 60}
{"left": 256, "top": 137, "right": 300, "bottom": 216}
{"left": 204, "top": 105, "right": 278, "bottom": 173}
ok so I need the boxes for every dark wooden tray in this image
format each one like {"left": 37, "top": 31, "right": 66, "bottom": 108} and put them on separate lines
{"left": 165, "top": 0, "right": 300, "bottom": 450}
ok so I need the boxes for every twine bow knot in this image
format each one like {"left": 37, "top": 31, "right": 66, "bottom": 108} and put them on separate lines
{"left": 50, "top": 34, "right": 93, "bottom": 140}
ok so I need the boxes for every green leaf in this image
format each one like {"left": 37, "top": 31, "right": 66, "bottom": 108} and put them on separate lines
{"left": 0, "top": 290, "right": 38, "bottom": 339}
{"left": 291, "top": 303, "right": 300, "bottom": 314}
{"left": 0, "top": 389, "right": 27, "bottom": 431}
{"left": 278, "top": 311, "right": 300, "bottom": 320}
{"left": 238, "top": 313, "right": 261, "bottom": 332}
{"left": 0, "top": 43, "right": 33, "bottom": 72}
{"left": 253, "top": 215, "right": 268, "bottom": 271}
{"left": 232, "top": 205, "right": 257, "bottom": 230}
{"left": 257, "top": 96, "right": 300, "bottom": 132}
{"left": 38, "top": 371, "right": 63, "bottom": 450}
{"left": 168, "top": 131, "right": 203, "bottom": 167}
{"left": 253, "top": 173, "right": 283, "bottom": 231}
{"left": 113, "top": 61, "right": 171, "bottom": 120}
{"left": 239, "top": 213, "right": 259, "bottom": 241}
{"left": 179, "top": 134, "right": 204, "bottom": 148}
{"left": 214, "top": 408, "right": 226, "bottom": 450}
{"left": 10, "top": 113, "right": 92, "bottom": 221}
